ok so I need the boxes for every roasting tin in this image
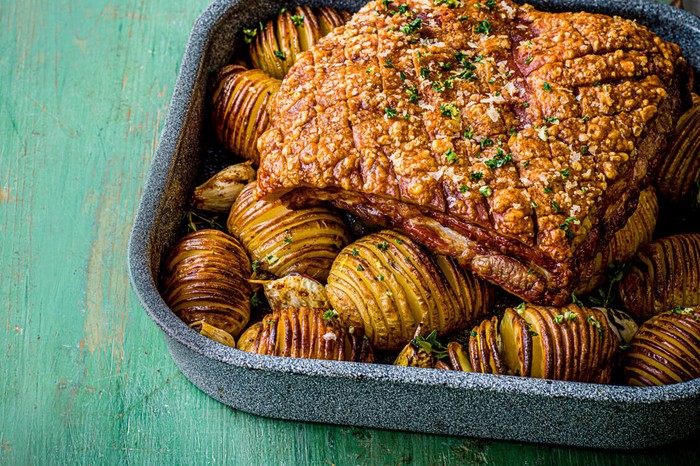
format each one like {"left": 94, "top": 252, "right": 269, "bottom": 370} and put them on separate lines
{"left": 128, "top": 0, "right": 700, "bottom": 449}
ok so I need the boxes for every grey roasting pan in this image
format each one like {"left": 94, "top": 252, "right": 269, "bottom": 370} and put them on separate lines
{"left": 128, "top": 0, "right": 700, "bottom": 449}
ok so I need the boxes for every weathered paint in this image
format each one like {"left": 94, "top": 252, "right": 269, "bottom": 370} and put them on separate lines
{"left": 0, "top": 0, "right": 698, "bottom": 464}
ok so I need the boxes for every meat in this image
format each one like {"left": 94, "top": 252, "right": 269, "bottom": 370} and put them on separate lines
{"left": 255, "top": 0, "right": 692, "bottom": 305}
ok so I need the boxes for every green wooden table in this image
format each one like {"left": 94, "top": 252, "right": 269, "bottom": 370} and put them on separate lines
{"left": 1, "top": 0, "right": 698, "bottom": 464}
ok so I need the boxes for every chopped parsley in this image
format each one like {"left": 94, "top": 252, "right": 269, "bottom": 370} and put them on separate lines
{"left": 357, "top": 264, "right": 365, "bottom": 271}
{"left": 544, "top": 116, "right": 559, "bottom": 124}
{"left": 464, "top": 127, "right": 474, "bottom": 139}
{"left": 242, "top": 28, "right": 257, "bottom": 44}
{"left": 323, "top": 309, "right": 339, "bottom": 322}
{"left": 470, "top": 171, "right": 484, "bottom": 181}
{"left": 440, "top": 103, "right": 460, "bottom": 119}
{"left": 384, "top": 58, "right": 394, "bottom": 68}
{"left": 480, "top": 137, "right": 494, "bottom": 149}
{"left": 273, "top": 50, "right": 286, "bottom": 60}
{"left": 543, "top": 82, "right": 553, "bottom": 93}
{"left": 434, "top": 0, "right": 461, "bottom": 7}
{"left": 479, "top": 185, "right": 493, "bottom": 197}
{"left": 352, "top": 248, "right": 359, "bottom": 256}
{"left": 474, "top": 20, "right": 493, "bottom": 35}
{"left": 559, "top": 168, "right": 570, "bottom": 178}
{"left": 484, "top": 149, "right": 514, "bottom": 170}
{"left": 291, "top": 15, "right": 304, "bottom": 26}
{"left": 400, "top": 18, "right": 422, "bottom": 35}
{"left": 559, "top": 217, "right": 580, "bottom": 239}
{"left": 407, "top": 87, "right": 419, "bottom": 104}
{"left": 581, "top": 145, "right": 589, "bottom": 154}
{"left": 385, "top": 107, "right": 398, "bottom": 118}
{"left": 551, "top": 200, "right": 560, "bottom": 212}
{"left": 445, "top": 148, "right": 459, "bottom": 164}
{"left": 459, "top": 185, "right": 469, "bottom": 193}
{"left": 543, "top": 187, "right": 553, "bottom": 194}
{"left": 525, "top": 55, "right": 533, "bottom": 64}
{"left": 420, "top": 67, "right": 430, "bottom": 79}
{"left": 376, "top": 241, "right": 389, "bottom": 251}
{"left": 377, "top": 274, "right": 384, "bottom": 281}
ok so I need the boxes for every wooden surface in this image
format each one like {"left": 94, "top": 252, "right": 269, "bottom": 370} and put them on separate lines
{"left": 1, "top": 0, "right": 698, "bottom": 464}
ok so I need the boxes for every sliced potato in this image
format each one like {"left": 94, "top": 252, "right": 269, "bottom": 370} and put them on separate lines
{"left": 211, "top": 65, "right": 281, "bottom": 164}
{"left": 162, "top": 229, "right": 251, "bottom": 337}
{"left": 576, "top": 187, "right": 658, "bottom": 294}
{"left": 228, "top": 182, "right": 351, "bottom": 282}
{"left": 238, "top": 307, "right": 374, "bottom": 362}
{"left": 326, "top": 230, "right": 492, "bottom": 351}
{"left": 249, "top": 6, "right": 352, "bottom": 79}
{"left": 623, "top": 307, "right": 700, "bottom": 386}
{"left": 619, "top": 234, "right": 700, "bottom": 320}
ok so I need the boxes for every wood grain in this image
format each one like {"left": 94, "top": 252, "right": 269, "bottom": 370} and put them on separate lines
{"left": 0, "top": 0, "right": 697, "bottom": 464}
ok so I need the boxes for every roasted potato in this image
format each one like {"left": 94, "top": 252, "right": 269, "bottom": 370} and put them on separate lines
{"left": 237, "top": 307, "right": 374, "bottom": 363}
{"left": 576, "top": 187, "right": 658, "bottom": 294}
{"left": 228, "top": 182, "right": 351, "bottom": 282}
{"left": 655, "top": 94, "right": 700, "bottom": 205}
{"left": 326, "top": 230, "right": 493, "bottom": 351}
{"left": 162, "top": 229, "right": 252, "bottom": 337}
{"left": 623, "top": 306, "right": 700, "bottom": 386}
{"left": 192, "top": 162, "right": 256, "bottom": 212}
{"left": 248, "top": 6, "right": 352, "bottom": 79}
{"left": 618, "top": 234, "right": 700, "bottom": 320}
{"left": 499, "top": 304, "right": 618, "bottom": 383}
{"left": 211, "top": 65, "right": 281, "bottom": 164}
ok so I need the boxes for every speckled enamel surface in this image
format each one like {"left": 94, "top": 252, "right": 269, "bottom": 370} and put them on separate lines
{"left": 128, "top": 0, "right": 700, "bottom": 449}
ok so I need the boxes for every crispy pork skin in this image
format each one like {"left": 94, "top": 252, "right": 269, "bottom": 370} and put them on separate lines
{"left": 256, "top": 0, "right": 691, "bottom": 305}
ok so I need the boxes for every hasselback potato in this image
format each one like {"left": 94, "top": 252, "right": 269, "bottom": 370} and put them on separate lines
{"left": 655, "top": 94, "right": 700, "bottom": 205}
{"left": 623, "top": 306, "right": 700, "bottom": 386}
{"left": 228, "top": 182, "right": 351, "bottom": 282}
{"left": 211, "top": 65, "right": 281, "bottom": 164}
{"left": 248, "top": 6, "right": 352, "bottom": 79}
{"left": 162, "top": 229, "right": 252, "bottom": 337}
{"left": 499, "top": 304, "right": 618, "bottom": 383}
{"left": 326, "top": 230, "right": 493, "bottom": 351}
{"left": 576, "top": 187, "right": 658, "bottom": 294}
{"left": 618, "top": 234, "right": 700, "bottom": 320}
{"left": 237, "top": 307, "right": 374, "bottom": 362}
{"left": 192, "top": 162, "right": 256, "bottom": 213}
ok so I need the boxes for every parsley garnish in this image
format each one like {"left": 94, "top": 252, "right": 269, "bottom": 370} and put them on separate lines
{"left": 445, "top": 148, "right": 459, "bottom": 164}
{"left": 400, "top": 18, "right": 422, "bottom": 35}
{"left": 243, "top": 28, "right": 257, "bottom": 44}
{"left": 480, "top": 137, "right": 494, "bottom": 149}
{"left": 484, "top": 150, "right": 513, "bottom": 170}
{"left": 291, "top": 15, "right": 304, "bottom": 26}
{"left": 440, "top": 103, "right": 459, "bottom": 119}
{"left": 543, "top": 82, "right": 553, "bottom": 93}
{"left": 479, "top": 185, "right": 493, "bottom": 197}
{"left": 464, "top": 127, "right": 474, "bottom": 139}
{"left": 273, "top": 50, "right": 286, "bottom": 60}
{"left": 470, "top": 171, "right": 484, "bottom": 181}
{"left": 385, "top": 107, "right": 398, "bottom": 118}
{"left": 377, "top": 241, "right": 389, "bottom": 251}
{"left": 474, "top": 20, "right": 493, "bottom": 35}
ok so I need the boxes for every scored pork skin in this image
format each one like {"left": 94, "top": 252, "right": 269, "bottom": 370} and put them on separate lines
{"left": 255, "top": 0, "right": 691, "bottom": 305}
